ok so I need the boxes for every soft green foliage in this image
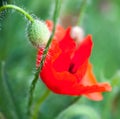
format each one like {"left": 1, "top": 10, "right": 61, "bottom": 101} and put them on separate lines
{"left": 0, "top": 0, "right": 120, "bottom": 119}
{"left": 56, "top": 104, "right": 100, "bottom": 119}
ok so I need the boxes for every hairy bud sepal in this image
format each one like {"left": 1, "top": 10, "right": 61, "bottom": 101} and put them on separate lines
{"left": 27, "top": 19, "right": 50, "bottom": 48}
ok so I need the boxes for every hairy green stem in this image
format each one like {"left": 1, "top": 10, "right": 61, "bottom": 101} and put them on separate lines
{"left": 27, "top": 0, "right": 62, "bottom": 118}
{"left": 32, "top": 89, "right": 50, "bottom": 119}
{"left": 0, "top": 4, "right": 34, "bottom": 22}
{"left": 77, "top": 0, "right": 87, "bottom": 26}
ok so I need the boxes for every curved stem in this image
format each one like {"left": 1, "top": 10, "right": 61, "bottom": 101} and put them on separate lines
{"left": 32, "top": 89, "right": 50, "bottom": 119}
{"left": 27, "top": 0, "right": 62, "bottom": 118}
{"left": 0, "top": 4, "right": 34, "bottom": 22}
{"left": 77, "top": 0, "right": 87, "bottom": 26}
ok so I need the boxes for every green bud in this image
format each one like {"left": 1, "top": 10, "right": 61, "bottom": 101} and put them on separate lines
{"left": 27, "top": 19, "right": 50, "bottom": 48}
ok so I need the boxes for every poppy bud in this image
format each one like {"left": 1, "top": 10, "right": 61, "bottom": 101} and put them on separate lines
{"left": 71, "top": 26, "right": 84, "bottom": 46}
{"left": 27, "top": 19, "right": 50, "bottom": 48}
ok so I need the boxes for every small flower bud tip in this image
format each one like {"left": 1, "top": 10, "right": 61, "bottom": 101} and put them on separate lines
{"left": 71, "top": 26, "right": 84, "bottom": 45}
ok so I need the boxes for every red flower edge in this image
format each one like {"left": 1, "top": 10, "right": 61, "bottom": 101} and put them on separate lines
{"left": 36, "top": 20, "right": 112, "bottom": 101}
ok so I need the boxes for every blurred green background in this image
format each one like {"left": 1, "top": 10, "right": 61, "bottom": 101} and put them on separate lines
{"left": 0, "top": 0, "right": 120, "bottom": 119}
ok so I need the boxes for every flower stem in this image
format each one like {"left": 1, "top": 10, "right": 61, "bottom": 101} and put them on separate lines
{"left": 0, "top": 4, "right": 34, "bottom": 22}
{"left": 32, "top": 89, "right": 50, "bottom": 119}
{"left": 27, "top": 0, "right": 62, "bottom": 118}
{"left": 77, "top": 0, "right": 87, "bottom": 26}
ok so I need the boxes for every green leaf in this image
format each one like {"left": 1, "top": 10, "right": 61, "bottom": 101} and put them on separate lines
{"left": 56, "top": 104, "right": 100, "bottom": 119}
{"left": 111, "top": 71, "right": 120, "bottom": 88}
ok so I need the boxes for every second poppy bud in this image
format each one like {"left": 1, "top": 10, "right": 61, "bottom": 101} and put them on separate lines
{"left": 27, "top": 19, "right": 50, "bottom": 48}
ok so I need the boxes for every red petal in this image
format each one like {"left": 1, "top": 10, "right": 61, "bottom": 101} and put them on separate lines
{"left": 74, "top": 60, "right": 88, "bottom": 82}
{"left": 80, "top": 62, "right": 97, "bottom": 85}
{"left": 53, "top": 28, "right": 76, "bottom": 72}
{"left": 40, "top": 61, "right": 77, "bottom": 93}
{"left": 79, "top": 62, "right": 112, "bottom": 100}
{"left": 59, "top": 27, "right": 76, "bottom": 51}
{"left": 84, "top": 93, "right": 103, "bottom": 101}
{"left": 71, "top": 35, "right": 93, "bottom": 73}
{"left": 81, "top": 62, "right": 112, "bottom": 92}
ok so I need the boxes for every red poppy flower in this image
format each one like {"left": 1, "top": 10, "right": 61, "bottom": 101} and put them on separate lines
{"left": 36, "top": 20, "right": 112, "bottom": 101}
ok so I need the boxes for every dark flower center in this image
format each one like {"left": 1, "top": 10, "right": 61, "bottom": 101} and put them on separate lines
{"left": 68, "top": 63, "right": 76, "bottom": 74}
